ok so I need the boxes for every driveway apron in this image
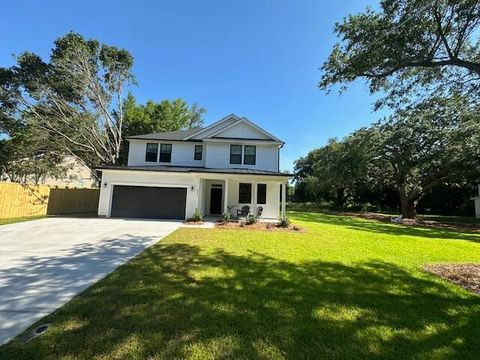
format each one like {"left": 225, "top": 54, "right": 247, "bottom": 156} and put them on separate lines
{"left": 0, "top": 217, "right": 181, "bottom": 345}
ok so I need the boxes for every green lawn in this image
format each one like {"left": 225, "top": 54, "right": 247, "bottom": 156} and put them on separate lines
{"left": 0, "top": 216, "right": 46, "bottom": 226}
{"left": 2, "top": 212, "right": 480, "bottom": 359}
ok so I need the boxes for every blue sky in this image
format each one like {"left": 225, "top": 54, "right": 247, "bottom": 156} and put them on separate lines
{"left": 1, "top": 0, "right": 382, "bottom": 171}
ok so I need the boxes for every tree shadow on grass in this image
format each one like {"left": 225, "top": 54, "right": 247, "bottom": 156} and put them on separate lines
{"left": 291, "top": 211, "right": 480, "bottom": 243}
{"left": 1, "top": 242, "right": 480, "bottom": 359}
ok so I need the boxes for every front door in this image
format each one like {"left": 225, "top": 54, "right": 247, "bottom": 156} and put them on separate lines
{"left": 209, "top": 187, "right": 223, "bottom": 215}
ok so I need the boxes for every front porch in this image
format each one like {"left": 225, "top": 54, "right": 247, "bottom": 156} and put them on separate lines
{"left": 197, "top": 176, "right": 287, "bottom": 221}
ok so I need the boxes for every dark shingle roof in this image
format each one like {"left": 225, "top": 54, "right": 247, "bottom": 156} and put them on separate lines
{"left": 97, "top": 165, "right": 291, "bottom": 177}
{"left": 126, "top": 128, "right": 203, "bottom": 141}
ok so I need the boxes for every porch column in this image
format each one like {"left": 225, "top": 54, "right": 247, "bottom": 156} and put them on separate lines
{"left": 197, "top": 177, "right": 201, "bottom": 214}
{"left": 224, "top": 179, "right": 229, "bottom": 215}
{"left": 281, "top": 181, "right": 287, "bottom": 219}
{"left": 252, "top": 181, "right": 257, "bottom": 216}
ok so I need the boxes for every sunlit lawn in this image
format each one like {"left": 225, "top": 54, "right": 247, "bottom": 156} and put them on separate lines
{"left": 2, "top": 211, "right": 480, "bottom": 359}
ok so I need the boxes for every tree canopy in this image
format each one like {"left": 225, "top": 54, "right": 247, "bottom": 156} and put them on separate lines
{"left": 122, "top": 93, "right": 205, "bottom": 137}
{"left": 0, "top": 32, "right": 135, "bottom": 168}
{"left": 320, "top": 0, "right": 480, "bottom": 109}
{"left": 294, "top": 95, "right": 480, "bottom": 218}
{"left": 0, "top": 123, "right": 68, "bottom": 184}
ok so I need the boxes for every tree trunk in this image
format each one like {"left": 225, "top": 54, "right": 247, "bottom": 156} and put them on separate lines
{"left": 336, "top": 187, "right": 346, "bottom": 207}
{"left": 398, "top": 190, "right": 417, "bottom": 219}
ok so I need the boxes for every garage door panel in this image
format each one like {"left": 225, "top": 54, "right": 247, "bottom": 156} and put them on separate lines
{"left": 111, "top": 186, "right": 186, "bottom": 219}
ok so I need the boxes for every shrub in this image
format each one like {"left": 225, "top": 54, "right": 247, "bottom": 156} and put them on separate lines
{"left": 245, "top": 214, "right": 257, "bottom": 225}
{"left": 190, "top": 208, "right": 203, "bottom": 222}
{"left": 216, "top": 212, "right": 231, "bottom": 224}
{"left": 278, "top": 217, "right": 290, "bottom": 228}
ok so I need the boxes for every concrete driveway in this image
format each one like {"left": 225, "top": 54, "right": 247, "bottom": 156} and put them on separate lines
{"left": 0, "top": 217, "right": 181, "bottom": 345}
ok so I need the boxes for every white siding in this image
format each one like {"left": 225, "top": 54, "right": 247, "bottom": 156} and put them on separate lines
{"left": 204, "top": 142, "right": 278, "bottom": 172}
{"left": 98, "top": 170, "right": 287, "bottom": 220}
{"left": 98, "top": 170, "right": 199, "bottom": 219}
{"left": 226, "top": 180, "right": 280, "bottom": 219}
{"left": 128, "top": 140, "right": 205, "bottom": 167}
{"left": 214, "top": 122, "right": 270, "bottom": 139}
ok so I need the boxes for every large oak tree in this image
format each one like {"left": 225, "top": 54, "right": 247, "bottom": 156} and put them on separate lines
{"left": 295, "top": 96, "right": 480, "bottom": 218}
{"left": 370, "top": 96, "right": 479, "bottom": 217}
{"left": 320, "top": 0, "right": 480, "bottom": 108}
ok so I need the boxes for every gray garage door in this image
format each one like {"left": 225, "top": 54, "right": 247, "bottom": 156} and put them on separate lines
{"left": 111, "top": 185, "right": 187, "bottom": 220}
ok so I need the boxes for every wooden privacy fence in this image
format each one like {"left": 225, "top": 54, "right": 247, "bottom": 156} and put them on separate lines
{"left": 47, "top": 188, "right": 100, "bottom": 215}
{"left": 0, "top": 182, "right": 100, "bottom": 219}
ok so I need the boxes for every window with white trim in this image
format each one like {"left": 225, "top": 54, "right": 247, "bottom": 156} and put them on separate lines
{"left": 159, "top": 144, "right": 172, "bottom": 163}
{"left": 145, "top": 143, "right": 158, "bottom": 162}
{"left": 244, "top": 145, "right": 256, "bottom": 165}
{"left": 230, "top": 145, "right": 242, "bottom": 164}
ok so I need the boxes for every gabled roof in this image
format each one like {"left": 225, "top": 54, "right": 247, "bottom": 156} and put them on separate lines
{"left": 205, "top": 117, "right": 283, "bottom": 143}
{"left": 184, "top": 114, "right": 241, "bottom": 140}
{"left": 126, "top": 128, "right": 202, "bottom": 141}
{"left": 126, "top": 114, "right": 283, "bottom": 143}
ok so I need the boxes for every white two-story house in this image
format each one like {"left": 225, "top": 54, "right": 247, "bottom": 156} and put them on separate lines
{"left": 97, "top": 114, "right": 290, "bottom": 220}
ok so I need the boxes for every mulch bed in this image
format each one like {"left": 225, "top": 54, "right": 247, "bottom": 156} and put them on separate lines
{"left": 215, "top": 221, "right": 304, "bottom": 233}
{"left": 424, "top": 264, "right": 480, "bottom": 295}
{"left": 183, "top": 221, "right": 204, "bottom": 225}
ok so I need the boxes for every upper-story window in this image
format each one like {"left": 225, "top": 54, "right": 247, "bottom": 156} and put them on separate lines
{"left": 145, "top": 143, "right": 158, "bottom": 162}
{"left": 159, "top": 144, "right": 172, "bottom": 163}
{"left": 230, "top": 145, "right": 242, "bottom": 164}
{"left": 194, "top": 145, "right": 203, "bottom": 160}
{"left": 244, "top": 145, "right": 256, "bottom": 165}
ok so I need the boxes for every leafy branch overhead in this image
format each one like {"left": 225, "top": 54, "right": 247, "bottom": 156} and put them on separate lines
{"left": 0, "top": 32, "right": 135, "bottom": 168}
{"left": 320, "top": 0, "right": 480, "bottom": 108}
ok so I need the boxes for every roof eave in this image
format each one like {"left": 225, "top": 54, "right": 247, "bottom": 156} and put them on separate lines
{"left": 96, "top": 165, "right": 292, "bottom": 177}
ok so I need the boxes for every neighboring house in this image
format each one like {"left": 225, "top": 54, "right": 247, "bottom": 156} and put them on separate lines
{"left": 97, "top": 114, "right": 290, "bottom": 220}
{"left": 473, "top": 185, "right": 480, "bottom": 219}
{"left": 37, "top": 156, "right": 97, "bottom": 188}
{"left": 1, "top": 156, "right": 97, "bottom": 188}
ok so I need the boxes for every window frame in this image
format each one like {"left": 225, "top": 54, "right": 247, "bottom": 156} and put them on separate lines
{"left": 257, "top": 183, "right": 267, "bottom": 204}
{"left": 244, "top": 145, "right": 256, "bottom": 165}
{"left": 230, "top": 145, "right": 242, "bottom": 164}
{"left": 238, "top": 183, "right": 252, "bottom": 204}
{"left": 159, "top": 143, "right": 172, "bottom": 163}
{"left": 194, "top": 144, "right": 203, "bottom": 161}
{"left": 145, "top": 143, "right": 159, "bottom": 162}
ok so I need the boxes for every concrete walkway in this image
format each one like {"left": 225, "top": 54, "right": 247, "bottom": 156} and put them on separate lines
{"left": 0, "top": 217, "right": 181, "bottom": 345}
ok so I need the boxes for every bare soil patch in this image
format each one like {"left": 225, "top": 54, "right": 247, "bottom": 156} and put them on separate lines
{"left": 215, "top": 221, "right": 304, "bottom": 233}
{"left": 424, "top": 264, "right": 480, "bottom": 295}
